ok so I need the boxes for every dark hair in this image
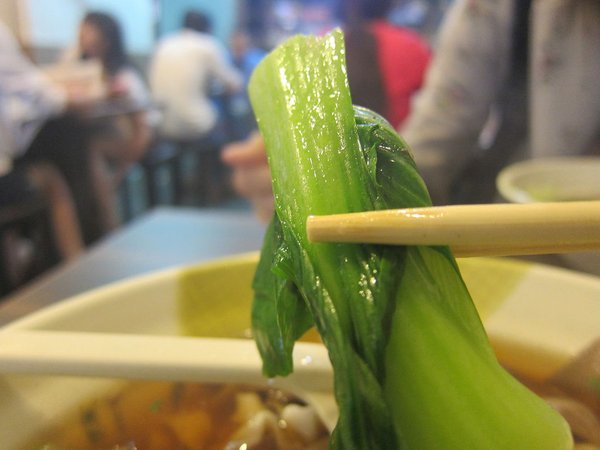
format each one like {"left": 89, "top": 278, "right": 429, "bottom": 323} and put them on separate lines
{"left": 359, "top": 0, "right": 392, "bottom": 20}
{"left": 183, "top": 10, "right": 212, "bottom": 33}
{"left": 341, "top": 0, "right": 391, "bottom": 117}
{"left": 337, "top": 0, "right": 392, "bottom": 24}
{"left": 345, "top": 25, "right": 387, "bottom": 118}
{"left": 82, "top": 11, "right": 129, "bottom": 75}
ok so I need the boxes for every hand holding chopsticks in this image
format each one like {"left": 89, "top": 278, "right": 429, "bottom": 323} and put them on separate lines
{"left": 306, "top": 201, "right": 600, "bottom": 257}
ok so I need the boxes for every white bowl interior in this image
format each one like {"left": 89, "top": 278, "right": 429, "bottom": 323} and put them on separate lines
{"left": 2, "top": 254, "right": 600, "bottom": 449}
{"left": 497, "top": 157, "right": 600, "bottom": 204}
{"left": 497, "top": 157, "right": 600, "bottom": 275}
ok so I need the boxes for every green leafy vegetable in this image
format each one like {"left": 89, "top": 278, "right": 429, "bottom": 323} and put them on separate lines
{"left": 249, "top": 29, "right": 572, "bottom": 450}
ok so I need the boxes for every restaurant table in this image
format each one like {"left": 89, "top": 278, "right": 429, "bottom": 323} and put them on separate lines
{"left": 0, "top": 206, "right": 591, "bottom": 327}
{"left": 0, "top": 207, "right": 266, "bottom": 327}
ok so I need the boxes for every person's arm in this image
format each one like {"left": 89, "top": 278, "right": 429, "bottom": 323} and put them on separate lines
{"left": 400, "top": 0, "right": 514, "bottom": 204}
{"left": 116, "top": 69, "right": 154, "bottom": 140}
{"left": 221, "top": 131, "right": 274, "bottom": 222}
{"left": 100, "top": 69, "right": 153, "bottom": 181}
{"left": 120, "top": 111, "right": 152, "bottom": 163}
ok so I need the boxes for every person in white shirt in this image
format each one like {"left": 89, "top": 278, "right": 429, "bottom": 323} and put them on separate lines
{"left": 63, "top": 11, "right": 156, "bottom": 233}
{"left": 400, "top": 0, "right": 600, "bottom": 204}
{"left": 149, "top": 10, "right": 243, "bottom": 141}
{"left": 0, "top": 21, "right": 83, "bottom": 263}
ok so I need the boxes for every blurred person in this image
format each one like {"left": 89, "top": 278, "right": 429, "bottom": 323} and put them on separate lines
{"left": 401, "top": 0, "right": 600, "bottom": 204}
{"left": 149, "top": 10, "right": 243, "bottom": 141}
{"left": 0, "top": 21, "right": 84, "bottom": 266}
{"left": 74, "top": 11, "right": 154, "bottom": 170}
{"left": 229, "top": 29, "right": 267, "bottom": 140}
{"left": 223, "top": 0, "right": 600, "bottom": 218}
{"left": 343, "top": 0, "right": 431, "bottom": 129}
{"left": 66, "top": 11, "right": 155, "bottom": 230}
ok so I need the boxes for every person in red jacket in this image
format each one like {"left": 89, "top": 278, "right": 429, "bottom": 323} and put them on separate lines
{"left": 344, "top": 0, "right": 431, "bottom": 129}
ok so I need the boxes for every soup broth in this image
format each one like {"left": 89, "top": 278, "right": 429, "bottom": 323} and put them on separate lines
{"left": 24, "top": 381, "right": 329, "bottom": 450}
{"left": 21, "top": 375, "right": 600, "bottom": 449}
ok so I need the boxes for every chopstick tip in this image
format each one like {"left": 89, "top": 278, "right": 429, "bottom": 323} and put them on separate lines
{"left": 306, "top": 215, "right": 318, "bottom": 242}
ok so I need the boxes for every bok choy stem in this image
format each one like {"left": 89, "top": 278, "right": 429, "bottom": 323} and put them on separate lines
{"left": 248, "top": 29, "right": 572, "bottom": 450}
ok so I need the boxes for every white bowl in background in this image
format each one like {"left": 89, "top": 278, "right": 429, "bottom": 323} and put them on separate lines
{"left": 497, "top": 157, "right": 600, "bottom": 204}
{"left": 497, "top": 157, "right": 600, "bottom": 275}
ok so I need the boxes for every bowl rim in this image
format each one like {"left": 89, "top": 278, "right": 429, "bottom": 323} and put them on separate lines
{"left": 1, "top": 252, "right": 261, "bottom": 333}
{"left": 496, "top": 156, "right": 600, "bottom": 203}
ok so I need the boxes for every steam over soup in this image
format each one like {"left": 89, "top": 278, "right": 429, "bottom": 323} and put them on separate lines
{"left": 24, "top": 381, "right": 329, "bottom": 450}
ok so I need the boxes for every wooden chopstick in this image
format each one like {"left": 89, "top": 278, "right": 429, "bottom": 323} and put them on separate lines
{"left": 306, "top": 201, "right": 600, "bottom": 257}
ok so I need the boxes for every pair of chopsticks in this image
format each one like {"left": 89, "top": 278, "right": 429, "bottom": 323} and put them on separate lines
{"left": 306, "top": 201, "right": 600, "bottom": 257}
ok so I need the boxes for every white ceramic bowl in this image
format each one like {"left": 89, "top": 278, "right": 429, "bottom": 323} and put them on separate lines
{"left": 497, "top": 157, "right": 600, "bottom": 275}
{"left": 1, "top": 253, "right": 600, "bottom": 449}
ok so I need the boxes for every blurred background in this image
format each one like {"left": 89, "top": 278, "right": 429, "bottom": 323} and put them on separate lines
{"left": 1, "top": 3, "right": 599, "bottom": 447}
{"left": 1, "top": 0, "right": 448, "bottom": 60}
{"left": 0, "top": 0, "right": 451, "bottom": 296}
{"left": 2, "top": 0, "right": 597, "bottom": 298}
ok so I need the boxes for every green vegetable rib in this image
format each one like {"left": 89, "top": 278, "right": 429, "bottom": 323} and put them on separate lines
{"left": 249, "top": 29, "right": 572, "bottom": 450}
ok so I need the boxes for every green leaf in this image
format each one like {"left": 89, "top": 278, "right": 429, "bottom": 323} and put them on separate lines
{"left": 249, "top": 29, "right": 572, "bottom": 450}
{"left": 252, "top": 215, "right": 313, "bottom": 377}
